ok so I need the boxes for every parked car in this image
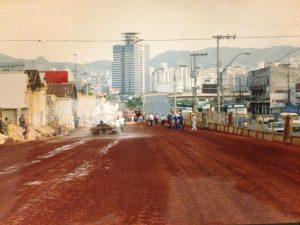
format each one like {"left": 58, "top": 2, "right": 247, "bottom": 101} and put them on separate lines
{"left": 237, "top": 117, "right": 248, "bottom": 128}
{"left": 280, "top": 113, "right": 300, "bottom": 131}
{"left": 265, "top": 121, "right": 285, "bottom": 133}
{"left": 258, "top": 115, "right": 275, "bottom": 124}
{"left": 292, "top": 116, "right": 300, "bottom": 131}
{"left": 280, "top": 112, "right": 300, "bottom": 131}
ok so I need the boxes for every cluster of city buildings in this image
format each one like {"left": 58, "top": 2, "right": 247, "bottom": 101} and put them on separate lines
{"left": 112, "top": 33, "right": 300, "bottom": 114}
{"left": 1, "top": 33, "right": 300, "bottom": 129}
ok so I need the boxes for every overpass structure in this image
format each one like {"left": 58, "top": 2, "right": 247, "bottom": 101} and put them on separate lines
{"left": 142, "top": 93, "right": 173, "bottom": 116}
{"left": 168, "top": 90, "right": 250, "bottom": 102}
{"left": 143, "top": 91, "right": 250, "bottom": 114}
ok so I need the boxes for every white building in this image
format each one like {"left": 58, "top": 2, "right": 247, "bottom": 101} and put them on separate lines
{"left": 0, "top": 70, "right": 48, "bottom": 126}
{"left": 196, "top": 67, "right": 217, "bottom": 90}
{"left": 112, "top": 33, "right": 150, "bottom": 97}
{"left": 151, "top": 63, "right": 187, "bottom": 94}
{"left": 179, "top": 65, "right": 191, "bottom": 91}
{"left": 224, "top": 65, "right": 248, "bottom": 92}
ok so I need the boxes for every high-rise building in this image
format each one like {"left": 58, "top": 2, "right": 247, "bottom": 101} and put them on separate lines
{"left": 112, "top": 33, "right": 149, "bottom": 97}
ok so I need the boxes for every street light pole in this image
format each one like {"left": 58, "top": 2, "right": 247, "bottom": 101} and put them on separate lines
{"left": 219, "top": 52, "right": 250, "bottom": 109}
{"left": 280, "top": 63, "right": 291, "bottom": 106}
{"left": 174, "top": 64, "right": 177, "bottom": 114}
{"left": 190, "top": 52, "right": 208, "bottom": 112}
{"left": 73, "top": 53, "right": 77, "bottom": 81}
{"left": 212, "top": 34, "right": 236, "bottom": 112}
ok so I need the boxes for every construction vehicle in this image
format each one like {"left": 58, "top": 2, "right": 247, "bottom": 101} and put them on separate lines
{"left": 90, "top": 120, "right": 116, "bottom": 135}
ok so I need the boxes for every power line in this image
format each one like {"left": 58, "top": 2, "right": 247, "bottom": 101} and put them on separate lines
{"left": 236, "top": 13, "right": 300, "bottom": 66}
{"left": 276, "top": 47, "right": 300, "bottom": 61}
{"left": 237, "top": 35, "right": 300, "bottom": 39}
{"left": 1, "top": 35, "right": 300, "bottom": 43}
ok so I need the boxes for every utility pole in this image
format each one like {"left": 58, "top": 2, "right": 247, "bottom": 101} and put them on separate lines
{"left": 212, "top": 34, "right": 236, "bottom": 112}
{"left": 287, "top": 63, "right": 291, "bottom": 106}
{"left": 281, "top": 63, "right": 291, "bottom": 106}
{"left": 219, "top": 52, "right": 250, "bottom": 106}
{"left": 239, "top": 77, "right": 242, "bottom": 103}
{"left": 173, "top": 64, "right": 177, "bottom": 114}
{"left": 190, "top": 52, "right": 208, "bottom": 112}
{"left": 73, "top": 53, "right": 77, "bottom": 81}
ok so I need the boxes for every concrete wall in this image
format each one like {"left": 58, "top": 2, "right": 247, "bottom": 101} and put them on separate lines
{"left": 55, "top": 98, "right": 74, "bottom": 128}
{"left": 26, "top": 90, "right": 48, "bottom": 126}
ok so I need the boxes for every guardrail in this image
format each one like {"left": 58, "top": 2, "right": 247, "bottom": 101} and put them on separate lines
{"left": 183, "top": 112, "right": 300, "bottom": 146}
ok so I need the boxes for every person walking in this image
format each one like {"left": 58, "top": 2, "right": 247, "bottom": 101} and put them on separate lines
{"left": 149, "top": 113, "right": 154, "bottom": 126}
{"left": 167, "top": 113, "right": 172, "bottom": 129}
{"left": 19, "top": 114, "right": 25, "bottom": 128}
{"left": 154, "top": 113, "right": 159, "bottom": 125}
{"left": 145, "top": 114, "right": 149, "bottom": 126}
{"left": 120, "top": 116, "right": 125, "bottom": 132}
{"left": 191, "top": 112, "right": 197, "bottom": 132}
{"left": 173, "top": 112, "right": 179, "bottom": 130}
{"left": 22, "top": 120, "right": 29, "bottom": 140}
{"left": 161, "top": 114, "right": 166, "bottom": 127}
{"left": 178, "top": 112, "right": 184, "bottom": 131}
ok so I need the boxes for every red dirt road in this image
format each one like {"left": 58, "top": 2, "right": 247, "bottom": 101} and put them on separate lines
{"left": 0, "top": 125, "right": 300, "bottom": 225}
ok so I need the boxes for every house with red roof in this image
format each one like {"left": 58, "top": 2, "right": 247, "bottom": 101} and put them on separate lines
{"left": 44, "top": 71, "right": 69, "bottom": 84}
{"left": 42, "top": 71, "right": 78, "bottom": 128}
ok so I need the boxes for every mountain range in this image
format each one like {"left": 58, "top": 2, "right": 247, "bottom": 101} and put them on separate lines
{"left": 0, "top": 46, "right": 299, "bottom": 74}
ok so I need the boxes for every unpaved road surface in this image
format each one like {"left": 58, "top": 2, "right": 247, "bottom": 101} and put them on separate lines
{"left": 0, "top": 125, "right": 300, "bottom": 225}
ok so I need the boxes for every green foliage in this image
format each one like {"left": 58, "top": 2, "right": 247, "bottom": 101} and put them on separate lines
{"left": 126, "top": 98, "right": 142, "bottom": 109}
{"left": 106, "top": 95, "right": 117, "bottom": 101}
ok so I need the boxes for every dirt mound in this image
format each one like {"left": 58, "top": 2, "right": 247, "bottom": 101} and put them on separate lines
{"left": 0, "top": 124, "right": 71, "bottom": 144}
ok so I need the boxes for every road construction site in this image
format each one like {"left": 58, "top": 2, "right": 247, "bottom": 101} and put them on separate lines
{"left": 0, "top": 124, "right": 300, "bottom": 225}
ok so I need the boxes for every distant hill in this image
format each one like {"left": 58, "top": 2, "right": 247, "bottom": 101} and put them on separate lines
{"left": 149, "top": 46, "right": 300, "bottom": 69}
{"left": 0, "top": 53, "right": 112, "bottom": 74}
{"left": 0, "top": 45, "right": 299, "bottom": 73}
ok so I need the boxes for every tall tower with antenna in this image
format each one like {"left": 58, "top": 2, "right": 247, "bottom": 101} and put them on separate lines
{"left": 112, "top": 33, "right": 149, "bottom": 97}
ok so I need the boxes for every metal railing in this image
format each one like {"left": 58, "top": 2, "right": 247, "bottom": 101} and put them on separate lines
{"left": 182, "top": 112, "right": 300, "bottom": 146}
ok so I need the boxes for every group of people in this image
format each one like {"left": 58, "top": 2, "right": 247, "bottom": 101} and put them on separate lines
{"left": 137, "top": 111, "right": 200, "bottom": 132}
{"left": 167, "top": 112, "right": 185, "bottom": 131}
{"left": 0, "top": 114, "right": 28, "bottom": 140}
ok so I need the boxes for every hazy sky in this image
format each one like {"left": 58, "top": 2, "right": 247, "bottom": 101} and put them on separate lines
{"left": 0, "top": 0, "right": 300, "bottom": 63}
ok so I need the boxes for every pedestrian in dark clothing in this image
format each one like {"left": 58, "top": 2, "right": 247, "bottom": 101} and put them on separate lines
{"left": 178, "top": 112, "right": 184, "bottom": 131}
{"left": 167, "top": 113, "right": 172, "bottom": 129}
{"left": 74, "top": 116, "right": 79, "bottom": 128}
{"left": 22, "top": 121, "right": 29, "bottom": 140}
{"left": 19, "top": 114, "right": 25, "bottom": 128}
{"left": 154, "top": 113, "right": 159, "bottom": 125}
{"left": 173, "top": 113, "right": 178, "bottom": 130}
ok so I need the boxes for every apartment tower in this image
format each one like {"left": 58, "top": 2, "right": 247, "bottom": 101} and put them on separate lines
{"left": 112, "top": 33, "right": 149, "bottom": 97}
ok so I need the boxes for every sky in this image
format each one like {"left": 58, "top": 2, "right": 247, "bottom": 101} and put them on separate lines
{"left": 0, "top": 0, "right": 300, "bottom": 63}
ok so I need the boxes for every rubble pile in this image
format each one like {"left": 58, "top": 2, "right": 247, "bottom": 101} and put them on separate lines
{"left": 0, "top": 123, "right": 71, "bottom": 144}
{"left": 29, "top": 125, "right": 56, "bottom": 140}
{"left": 8, "top": 125, "right": 24, "bottom": 143}
{"left": 0, "top": 133, "right": 6, "bottom": 144}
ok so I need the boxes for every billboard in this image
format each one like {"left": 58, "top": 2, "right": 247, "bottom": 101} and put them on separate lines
{"left": 270, "top": 93, "right": 287, "bottom": 108}
{"left": 202, "top": 84, "right": 217, "bottom": 93}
